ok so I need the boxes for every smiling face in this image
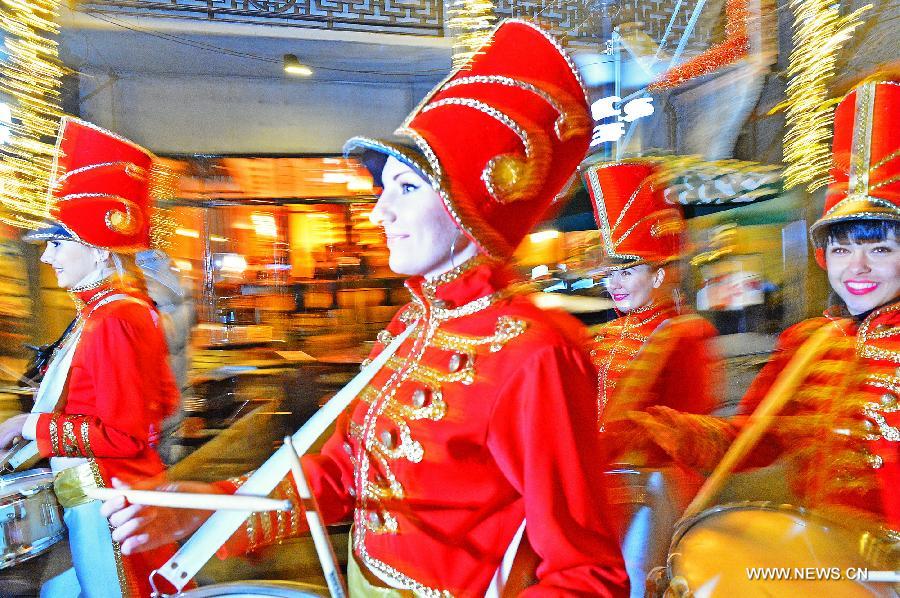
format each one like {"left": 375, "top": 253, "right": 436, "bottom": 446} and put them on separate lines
{"left": 369, "top": 156, "right": 477, "bottom": 279}
{"left": 40, "top": 239, "right": 104, "bottom": 289}
{"left": 825, "top": 233, "right": 900, "bottom": 315}
{"left": 603, "top": 264, "right": 662, "bottom": 312}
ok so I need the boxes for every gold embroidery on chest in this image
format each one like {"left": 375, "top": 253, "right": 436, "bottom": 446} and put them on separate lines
{"left": 351, "top": 266, "right": 514, "bottom": 596}
{"left": 388, "top": 355, "right": 475, "bottom": 387}
{"left": 376, "top": 329, "right": 394, "bottom": 346}
{"left": 593, "top": 305, "right": 673, "bottom": 430}
{"left": 860, "top": 345, "right": 900, "bottom": 364}
{"left": 432, "top": 316, "right": 527, "bottom": 353}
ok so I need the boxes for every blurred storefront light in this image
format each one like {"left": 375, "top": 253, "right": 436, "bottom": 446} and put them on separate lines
{"left": 529, "top": 230, "right": 560, "bottom": 243}
{"left": 175, "top": 227, "right": 200, "bottom": 238}
{"left": 218, "top": 253, "right": 248, "bottom": 274}
{"left": 251, "top": 212, "right": 277, "bottom": 237}
{"left": 322, "top": 172, "right": 350, "bottom": 184}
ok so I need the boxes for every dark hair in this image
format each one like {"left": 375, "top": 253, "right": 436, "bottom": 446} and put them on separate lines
{"left": 821, "top": 219, "right": 900, "bottom": 246}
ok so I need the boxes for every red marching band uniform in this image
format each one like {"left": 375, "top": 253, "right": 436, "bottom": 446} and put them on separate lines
{"left": 24, "top": 118, "right": 182, "bottom": 596}
{"left": 640, "top": 81, "right": 900, "bottom": 534}
{"left": 214, "top": 20, "right": 629, "bottom": 596}
{"left": 580, "top": 160, "right": 721, "bottom": 436}
{"left": 579, "top": 159, "right": 722, "bottom": 595}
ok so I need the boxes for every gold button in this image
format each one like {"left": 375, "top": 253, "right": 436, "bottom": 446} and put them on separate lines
{"left": 412, "top": 389, "right": 428, "bottom": 408}
{"left": 863, "top": 419, "right": 876, "bottom": 431}
{"left": 380, "top": 430, "right": 395, "bottom": 449}
{"left": 448, "top": 353, "right": 464, "bottom": 372}
{"left": 882, "top": 393, "right": 895, "bottom": 406}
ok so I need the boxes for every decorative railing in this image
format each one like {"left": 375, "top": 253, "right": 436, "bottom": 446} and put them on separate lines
{"left": 78, "top": 0, "right": 445, "bottom": 36}
{"left": 79, "top": 0, "right": 718, "bottom": 50}
{"left": 494, "top": 0, "right": 719, "bottom": 51}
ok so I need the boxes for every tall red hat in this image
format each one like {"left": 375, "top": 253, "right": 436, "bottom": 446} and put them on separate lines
{"left": 345, "top": 19, "right": 592, "bottom": 258}
{"left": 810, "top": 81, "right": 900, "bottom": 242}
{"left": 45, "top": 117, "right": 156, "bottom": 252}
{"left": 580, "top": 158, "right": 684, "bottom": 269}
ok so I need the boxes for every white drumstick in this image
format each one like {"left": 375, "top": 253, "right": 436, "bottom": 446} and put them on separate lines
{"left": 86, "top": 487, "right": 291, "bottom": 512}
{"left": 284, "top": 436, "right": 347, "bottom": 598}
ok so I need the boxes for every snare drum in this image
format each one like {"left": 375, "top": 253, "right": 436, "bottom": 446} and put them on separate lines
{"left": 0, "top": 469, "right": 66, "bottom": 569}
{"left": 178, "top": 581, "right": 326, "bottom": 597}
{"left": 659, "top": 502, "right": 897, "bottom": 597}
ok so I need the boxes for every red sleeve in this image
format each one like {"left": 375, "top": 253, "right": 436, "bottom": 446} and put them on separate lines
{"left": 216, "top": 411, "right": 357, "bottom": 557}
{"left": 738, "top": 321, "right": 819, "bottom": 416}
{"left": 657, "top": 319, "right": 722, "bottom": 415}
{"left": 35, "top": 310, "right": 168, "bottom": 459}
{"left": 487, "top": 344, "right": 628, "bottom": 597}
{"left": 730, "top": 320, "right": 825, "bottom": 468}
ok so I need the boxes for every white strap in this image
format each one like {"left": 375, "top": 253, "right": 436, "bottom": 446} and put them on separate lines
{"left": 8, "top": 322, "right": 84, "bottom": 471}
{"left": 9, "top": 294, "right": 151, "bottom": 471}
{"left": 484, "top": 519, "right": 526, "bottom": 598}
{"left": 157, "top": 322, "right": 418, "bottom": 591}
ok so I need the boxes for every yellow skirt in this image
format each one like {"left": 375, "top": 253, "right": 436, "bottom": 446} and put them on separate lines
{"left": 347, "top": 534, "right": 413, "bottom": 598}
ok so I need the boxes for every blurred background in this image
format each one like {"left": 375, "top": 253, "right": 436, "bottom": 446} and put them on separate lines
{"left": 0, "top": 0, "right": 897, "bottom": 591}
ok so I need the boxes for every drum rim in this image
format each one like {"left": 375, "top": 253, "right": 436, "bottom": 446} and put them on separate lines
{"left": 666, "top": 500, "right": 899, "bottom": 581}
{"left": 0, "top": 468, "right": 55, "bottom": 498}
{"left": 0, "top": 468, "right": 53, "bottom": 485}
{"left": 669, "top": 501, "right": 812, "bottom": 551}
{"left": 0, "top": 530, "right": 67, "bottom": 570}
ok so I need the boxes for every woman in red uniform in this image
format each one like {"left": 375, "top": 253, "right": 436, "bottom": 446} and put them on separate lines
{"left": 581, "top": 159, "right": 721, "bottom": 432}
{"left": 580, "top": 159, "right": 722, "bottom": 595}
{"left": 0, "top": 118, "right": 181, "bottom": 597}
{"left": 632, "top": 80, "right": 900, "bottom": 532}
{"left": 102, "top": 20, "right": 628, "bottom": 597}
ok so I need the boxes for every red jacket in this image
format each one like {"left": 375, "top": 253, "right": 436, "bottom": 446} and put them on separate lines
{"left": 591, "top": 301, "right": 720, "bottom": 428}
{"left": 33, "top": 280, "right": 181, "bottom": 596}
{"left": 221, "top": 259, "right": 628, "bottom": 596}
{"left": 734, "top": 303, "right": 900, "bottom": 528}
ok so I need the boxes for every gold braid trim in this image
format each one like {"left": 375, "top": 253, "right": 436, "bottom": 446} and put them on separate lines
{"left": 48, "top": 414, "right": 61, "bottom": 456}
{"left": 275, "top": 507, "right": 286, "bottom": 543}
{"left": 866, "top": 373, "right": 900, "bottom": 395}
{"left": 79, "top": 418, "right": 94, "bottom": 458}
{"left": 62, "top": 419, "right": 79, "bottom": 457}
{"left": 259, "top": 505, "right": 273, "bottom": 544}
{"left": 389, "top": 356, "right": 475, "bottom": 387}
{"left": 281, "top": 477, "right": 302, "bottom": 536}
{"left": 246, "top": 511, "right": 258, "bottom": 552}
{"left": 431, "top": 316, "right": 527, "bottom": 353}
{"left": 86, "top": 459, "right": 132, "bottom": 597}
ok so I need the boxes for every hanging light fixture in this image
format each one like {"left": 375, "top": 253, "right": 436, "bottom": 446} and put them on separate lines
{"left": 283, "top": 54, "right": 313, "bottom": 77}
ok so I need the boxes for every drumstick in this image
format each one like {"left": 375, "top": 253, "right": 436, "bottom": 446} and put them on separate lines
{"left": 683, "top": 325, "right": 838, "bottom": 519}
{"left": 284, "top": 436, "right": 347, "bottom": 598}
{"left": 85, "top": 487, "right": 291, "bottom": 512}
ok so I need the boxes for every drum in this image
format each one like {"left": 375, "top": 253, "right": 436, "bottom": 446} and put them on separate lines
{"left": 179, "top": 581, "right": 326, "bottom": 597}
{"left": 656, "top": 502, "right": 898, "bottom": 597}
{"left": 0, "top": 469, "right": 66, "bottom": 569}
